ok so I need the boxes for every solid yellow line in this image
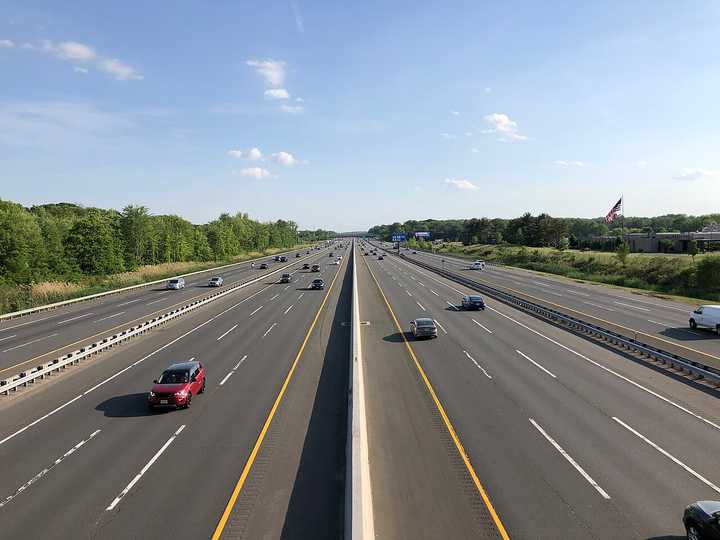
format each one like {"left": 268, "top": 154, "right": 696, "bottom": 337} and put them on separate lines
{"left": 362, "top": 255, "right": 511, "bottom": 540}
{"left": 210, "top": 259, "right": 344, "bottom": 540}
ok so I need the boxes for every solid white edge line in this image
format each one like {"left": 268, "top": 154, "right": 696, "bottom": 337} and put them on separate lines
{"left": 516, "top": 349, "right": 557, "bottom": 378}
{"left": 612, "top": 417, "right": 720, "bottom": 495}
{"left": 529, "top": 418, "right": 611, "bottom": 499}
{"left": 106, "top": 424, "right": 186, "bottom": 511}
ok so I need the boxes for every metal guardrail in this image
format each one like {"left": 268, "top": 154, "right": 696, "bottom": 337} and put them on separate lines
{"left": 0, "top": 245, "right": 319, "bottom": 322}
{"left": 0, "top": 251, "right": 324, "bottom": 396}
{"left": 346, "top": 240, "right": 375, "bottom": 539}
{"left": 386, "top": 248, "right": 720, "bottom": 386}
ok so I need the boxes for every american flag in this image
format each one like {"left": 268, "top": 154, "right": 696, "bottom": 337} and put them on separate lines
{"left": 604, "top": 198, "right": 622, "bottom": 223}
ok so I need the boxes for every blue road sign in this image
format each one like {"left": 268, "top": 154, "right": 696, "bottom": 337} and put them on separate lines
{"left": 391, "top": 234, "right": 406, "bottom": 242}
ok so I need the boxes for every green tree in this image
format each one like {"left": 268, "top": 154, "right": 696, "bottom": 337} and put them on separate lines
{"left": 615, "top": 241, "right": 630, "bottom": 267}
{"left": 65, "top": 211, "right": 124, "bottom": 274}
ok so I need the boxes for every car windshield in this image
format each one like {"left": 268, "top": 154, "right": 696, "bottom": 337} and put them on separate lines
{"left": 168, "top": 279, "right": 179, "bottom": 284}
{"left": 158, "top": 370, "right": 189, "bottom": 384}
{"left": 468, "top": 296, "right": 482, "bottom": 301}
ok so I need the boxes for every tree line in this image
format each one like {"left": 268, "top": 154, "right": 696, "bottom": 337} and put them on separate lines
{"left": 0, "top": 199, "right": 332, "bottom": 286}
{"left": 368, "top": 212, "right": 720, "bottom": 249}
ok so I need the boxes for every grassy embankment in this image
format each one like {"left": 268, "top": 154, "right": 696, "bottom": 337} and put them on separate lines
{"left": 0, "top": 244, "right": 313, "bottom": 315}
{"left": 419, "top": 242, "right": 720, "bottom": 304}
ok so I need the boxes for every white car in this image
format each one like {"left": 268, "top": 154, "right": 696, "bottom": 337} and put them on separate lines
{"left": 166, "top": 277, "right": 186, "bottom": 290}
{"left": 332, "top": 259, "right": 341, "bottom": 265}
{"left": 208, "top": 276, "right": 223, "bottom": 287}
{"left": 471, "top": 260, "right": 486, "bottom": 270}
{"left": 689, "top": 305, "right": 720, "bottom": 333}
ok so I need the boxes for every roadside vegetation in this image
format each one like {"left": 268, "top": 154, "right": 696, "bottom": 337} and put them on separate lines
{"left": 407, "top": 239, "right": 720, "bottom": 302}
{"left": 0, "top": 199, "right": 335, "bottom": 314}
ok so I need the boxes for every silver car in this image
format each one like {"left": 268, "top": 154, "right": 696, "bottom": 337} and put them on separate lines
{"left": 208, "top": 276, "right": 223, "bottom": 287}
{"left": 166, "top": 277, "right": 185, "bottom": 290}
{"left": 410, "top": 318, "right": 438, "bottom": 339}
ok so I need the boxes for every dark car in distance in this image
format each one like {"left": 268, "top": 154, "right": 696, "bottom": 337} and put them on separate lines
{"left": 279, "top": 255, "right": 288, "bottom": 262}
{"left": 302, "top": 263, "right": 310, "bottom": 269}
{"left": 461, "top": 295, "right": 485, "bottom": 310}
{"left": 148, "top": 361, "right": 205, "bottom": 410}
{"left": 280, "top": 273, "right": 292, "bottom": 283}
{"left": 296, "top": 253, "right": 301, "bottom": 257}
{"left": 311, "top": 264, "right": 321, "bottom": 272}
{"left": 684, "top": 501, "right": 720, "bottom": 540}
{"left": 311, "top": 279, "right": 325, "bottom": 290}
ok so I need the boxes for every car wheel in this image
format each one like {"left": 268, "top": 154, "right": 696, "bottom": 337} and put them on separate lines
{"left": 689, "top": 319, "right": 697, "bottom": 329}
{"left": 184, "top": 393, "right": 192, "bottom": 409}
{"left": 686, "top": 523, "right": 701, "bottom": 540}
{"left": 199, "top": 379, "right": 206, "bottom": 394}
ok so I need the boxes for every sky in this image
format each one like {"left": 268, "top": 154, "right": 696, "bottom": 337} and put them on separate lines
{"left": 1, "top": 1, "right": 719, "bottom": 231}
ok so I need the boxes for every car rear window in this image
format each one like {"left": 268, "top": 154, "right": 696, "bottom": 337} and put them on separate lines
{"left": 169, "top": 279, "right": 179, "bottom": 284}
{"left": 469, "top": 296, "right": 482, "bottom": 301}
{"left": 417, "top": 320, "right": 435, "bottom": 327}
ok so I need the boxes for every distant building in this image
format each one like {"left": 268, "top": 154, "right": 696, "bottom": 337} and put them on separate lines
{"left": 589, "top": 228, "right": 720, "bottom": 253}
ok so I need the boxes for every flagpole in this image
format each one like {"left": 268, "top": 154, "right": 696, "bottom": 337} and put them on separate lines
{"left": 621, "top": 194, "right": 625, "bottom": 245}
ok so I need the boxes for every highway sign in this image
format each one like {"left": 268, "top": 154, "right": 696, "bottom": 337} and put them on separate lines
{"left": 391, "top": 234, "right": 406, "bottom": 242}
{"left": 415, "top": 231, "right": 431, "bottom": 238}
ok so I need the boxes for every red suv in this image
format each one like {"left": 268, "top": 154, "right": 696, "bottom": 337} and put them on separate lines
{"left": 148, "top": 361, "right": 205, "bottom": 410}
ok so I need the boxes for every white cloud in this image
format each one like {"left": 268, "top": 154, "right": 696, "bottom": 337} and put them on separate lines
{"left": 440, "top": 132, "right": 456, "bottom": 140}
{"left": 8, "top": 39, "right": 141, "bottom": 80}
{"left": 237, "top": 167, "right": 272, "bottom": 179}
{"left": 280, "top": 104, "right": 304, "bottom": 114}
{"left": 271, "top": 151, "right": 299, "bottom": 166}
{"left": 673, "top": 168, "right": 720, "bottom": 181}
{"left": 246, "top": 59, "right": 286, "bottom": 86}
{"left": 98, "top": 58, "right": 143, "bottom": 80}
{"left": 554, "top": 160, "right": 585, "bottom": 167}
{"left": 227, "top": 147, "right": 263, "bottom": 160}
{"left": 0, "top": 39, "right": 15, "bottom": 48}
{"left": 484, "top": 87, "right": 492, "bottom": 94}
{"left": 482, "top": 113, "right": 527, "bottom": 142}
{"left": 450, "top": 110, "right": 460, "bottom": 116}
{"left": 444, "top": 178, "right": 478, "bottom": 190}
{"left": 73, "top": 66, "right": 88, "bottom": 74}
{"left": 264, "top": 88, "right": 290, "bottom": 100}
{"left": 54, "top": 41, "right": 96, "bottom": 61}
{"left": 471, "top": 148, "right": 479, "bottom": 153}
{"left": 636, "top": 160, "right": 648, "bottom": 169}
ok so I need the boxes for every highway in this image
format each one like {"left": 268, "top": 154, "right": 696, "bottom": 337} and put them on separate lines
{"left": 0, "top": 246, "right": 324, "bottom": 380}
{"left": 0, "top": 245, "right": 351, "bottom": 539}
{"left": 359, "top": 244, "right": 720, "bottom": 539}
{"left": 1, "top": 238, "right": 718, "bottom": 539}
{"left": 384, "top": 244, "right": 720, "bottom": 363}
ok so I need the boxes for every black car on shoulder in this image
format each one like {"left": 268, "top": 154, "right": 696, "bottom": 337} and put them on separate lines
{"left": 684, "top": 501, "right": 720, "bottom": 540}
{"left": 311, "top": 279, "right": 325, "bottom": 290}
{"left": 461, "top": 295, "right": 485, "bottom": 310}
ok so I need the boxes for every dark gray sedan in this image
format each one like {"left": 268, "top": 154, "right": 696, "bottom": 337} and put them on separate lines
{"left": 410, "top": 318, "right": 438, "bottom": 339}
